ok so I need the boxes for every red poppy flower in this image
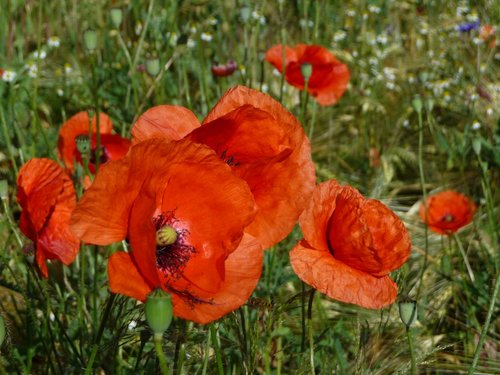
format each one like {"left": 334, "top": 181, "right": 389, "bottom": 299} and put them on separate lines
{"left": 131, "top": 86, "right": 316, "bottom": 249}
{"left": 17, "top": 158, "right": 80, "bottom": 278}
{"left": 57, "top": 111, "right": 131, "bottom": 174}
{"left": 211, "top": 60, "right": 237, "bottom": 77}
{"left": 419, "top": 190, "right": 476, "bottom": 235}
{"left": 71, "top": 138, "right": 262, "bottom": 324}
{"left": 290, "top": 180, "right": 411, "bottom": 309}
{"left": 265, "top": 44, "right": 350, "bottom": 106}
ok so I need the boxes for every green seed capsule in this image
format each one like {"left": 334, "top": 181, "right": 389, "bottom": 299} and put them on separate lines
{"left": 399, "top": 300, "right": 417, "bottom": 328}
{"left": 110, "top": 8, "right": 123, "bottom": 28}
{"left": 145, "top": 289, "right": 173, "bottom": 339}
{"left": 301, "top": 63, "right": 313, "bottom": 82}
{"left": 83, "top": 29, "right": 98, "bottom": 52}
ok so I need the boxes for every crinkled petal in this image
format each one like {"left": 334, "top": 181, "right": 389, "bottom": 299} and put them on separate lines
{"left": 172, "top": 234, "right": 263, "bottom": 324}
{"left": 290, "top": 240, "right": 398, "bottom": 309}
{"left": 265, "top": 45, "right": 298, "bottom": 72}
{"left": 132, "top": 105, "right": 200, "bottom": 145}
{"left": 108, "top": 251, "right": 152, "bottom": 302}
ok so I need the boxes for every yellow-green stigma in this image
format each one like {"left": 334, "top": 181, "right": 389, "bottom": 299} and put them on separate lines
{"left": 156, "top": 225, "right": 178, "bottom": 246}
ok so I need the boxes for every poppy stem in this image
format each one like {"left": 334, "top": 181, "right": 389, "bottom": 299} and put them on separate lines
{"left": 154, "top": 334, "right": 170, "bottom": 375}
{"left": 278, "top": 1, "right": 287, "bottom": 102}
{"left": 307, "top": 289, "right": 316, "bottom": 375}
{"left": 210, "top": 323, "right": 224, "bottom": 375}
{"left": 300, "top": 281, "right": 306, "bottom": 351}
{"left": 452, "top": 233, "right": 475, "bottom": 283}
{"left": 406, "top": 326, "right": 417, "bottom": 375}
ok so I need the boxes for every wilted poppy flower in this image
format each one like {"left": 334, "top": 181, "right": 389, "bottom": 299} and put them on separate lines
{"left": 17, "top": 158, "right": 80, "bottom": 277}
{"left": 480, "top": 24, "right": 496, "bottom": 48}
{"left": 211, "top": 60, "right": 237, "bottom": 77}
{"left": 57, "top": 111, "right": 131, "bottom": 174}
{"left": 290, "top": 180, "right": 411, "bottom": 309}
{"left": 71, "top": 138, "right": 263, "bottom": 324}
{"left": 265, "top": 44, "right": 350, "bottom": 106}
{"left": 132, "top": 86, "right": 316, "bottom": 249}
{"left": 419, "top": 190, "right": 476, "bottom": 235}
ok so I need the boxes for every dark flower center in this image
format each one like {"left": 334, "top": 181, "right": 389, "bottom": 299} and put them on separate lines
{"left": 89, "top": 145, "right": 109, "bottom": 165}
{"left": 220, "top": 149, "right": 240, "bottom": 167}
{"left": 442, "top": 214, "right": 455, "bottom": 223}
{"left": 153, "top": 212, "right": 196, "bottom": 278}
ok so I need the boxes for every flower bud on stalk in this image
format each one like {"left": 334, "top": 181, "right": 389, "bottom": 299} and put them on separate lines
{"left": 145, "top": 289, "right": 173, "bottom": 340}
{"left": 301, "top": 63, "right": 313, "bottom": 82}
{"left": 145, "top": 57, "right": 161, "bottom": 77}
{"left": 110, "top": 8, "right": 123, "bottom": 29}
{"left": 399, "top": 299, "right": 418, "bottom": 328}
{"left": 83, "top": 29, "right": 98, "bottom": 52}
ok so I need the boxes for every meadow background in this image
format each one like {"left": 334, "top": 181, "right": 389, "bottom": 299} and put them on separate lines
{"left": 0, "top": 0, "right": 499, "bottom": 374}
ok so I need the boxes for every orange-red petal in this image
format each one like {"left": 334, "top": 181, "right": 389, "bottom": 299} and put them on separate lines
{"left": 132, "top": 105, "right": 201, "bottom": 145}
{"left": 57, "top": 112, "right": 113, "bottom": 173}
{"left": 290, "top": 240, "right": 398, "bottom": 309}
{"left": 265, "top": 45, "right": 298, "bottom": 72}
{"left": 200, "top": 86, "right": 316, "bottom": 248}
{"left": 108, "top": 251, "right": 152, "bottom": 301}
{"left": 328, "top": 186, "right": 411, "bottom": 276}
{"left": 172, "top": 234, "right": 263, "bottom": 323}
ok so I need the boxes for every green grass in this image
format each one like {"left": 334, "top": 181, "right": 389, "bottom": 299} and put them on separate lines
{"left": 1, "top": 0, "right": 499, "bottom": 374}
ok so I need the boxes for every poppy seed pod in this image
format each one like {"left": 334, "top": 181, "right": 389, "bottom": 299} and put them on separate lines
{"left": 156, "top": 225, "right": 177, "bottom": 246}
{"left": 301, "top": 63, "right": 312, "bottom": 82}
{"left": 110, "top": 8, "right": 123, "bottom": 28}
{"left": 412, "top": 96, "right": 422, "bottom": 113}
{"left": 75, "top": 135, "right": 91, "bottom": 155}
{"left": 145, "top": 57, "right": 161, "bottom": 77}
{"left": 399, "top": 300, "right": 417, "bottom": 328}
{"left": 83, "top": 29, "right": 98, "bottom": 52}
{"left": 145, "top": 289, "right": 173, "bottom": 339}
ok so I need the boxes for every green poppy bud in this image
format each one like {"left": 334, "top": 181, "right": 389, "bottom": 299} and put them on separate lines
{"left": 412, "top": 96, "right": 422, "bottom": 113}
{"left": 145, "top": 289, "right": 173, "bottom": 340}
{"left": 145, "top": 57, "right": 161, "bottom": 77}
{"left": 301, "top": 63, "right": 313, "bottom": 82}
{"left": 83, "top": 29, "right": 98, "bottom": 52}
{"left": 75, "top": 135, "right": 91, "bottom": 155}
{"left": 398, "top": 299, "right": 417, "bottom": 328}
{"left": 110, "top": 8, "right": 123, "bottom": 29}
{"left": 156, "top": 225, "right": 177, "bottom": 246}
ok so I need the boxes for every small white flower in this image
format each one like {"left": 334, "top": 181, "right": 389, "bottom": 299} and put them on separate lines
{"left": 333, "top": 30, "right": 347, "bottom": 42}
{"left": 456, "top": 6, "right": 469, "bottom": 17}
{"left": 466, "top": 12, "right": 478, "bottom": 22}
{"left": 346, "top": 9, "right": 356, "bottom": 17}
{"left": 261, "top": 83, "right": 269, "bottom": 93}
{"left": 251, "top": 10, "right": 260, "bottom": 20}
{"left": 48, "top": 36, "right": 60, "bottom": 48}
{"left": 416, "top": 38, "right": 425, "bottom": 49}
{"left": 408, "top": 74, "right": 416, "bottom": 84}
{"left": 386, "top": 81, "right": 396, "bottom": 90}
{"left": 201, "top": 32, "right": 213, "bottom": 42}
{"left": 49, "top": 312, "right": 55, "bottom": 321}
{"left": 128, "top": 320, "right": 137, "bottom": 330}
{"left": 403, "top": 120, "right": 409, "bottom": 128}
{"left": 1, "top": 69, "right": 16, "bottom": 82}
{"left": 189, "top": 25, "right": 197, "bottom": 34}
{"left": 469, "top": 93, "right": 478, "bottom": 101}
{"left": 208, "top": 17, "right": 218, "bottom": 26}
{"left": 486, "top": 108, "right": 493, "bottom": 116}
{"left": 259, "top": 15, "right": 266, "bottom": 25}
{"left": 26, "top": 62, "right": 38, "bottom": 78}
{"left": 167, "top": 32, "right": 179, "bottom": 47}
{"left": 239, "top": 65, "right": 246, "bottom": 76}
{"left": 368, "top": 5, "right": 381, "bottom": 14}
{"left": 64, "top": 63, "right": 72, "bottom": 74}
{"left": 187, "top": 38, "right": 196, "bottom": 48}
{"left": 376, "top": 33, "right": 388, "bottom": 45}
{"left": 472, "top": 37, "right": 481, "bottom": 45}
{"left": 33, "top": 50, "right": 47, "bottom": 60}
{"left": 299, "top": 19, "right": 314, "bottom": 29}
{"left": 352, "top": 50, "right": 358, "bottom": 57}
{"left": 472, "top": 121, "right": 481, "bottom": 130}
{"left": 57, "top": 89, "right": 64, "bottom": 96}
{"left": 272, "top": 68, "right": 281, "bottom": 77}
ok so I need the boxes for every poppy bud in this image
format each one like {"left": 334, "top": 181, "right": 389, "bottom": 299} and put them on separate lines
{"left": 0, "top": 314, "right": 5, "bottom": 346}
{"left": 110, "top": 8, "right": 123, "bottom": 29}
{"left": 145, "top": 57, "right": 161, "bottom": 77}
{"left": 156, "top": 225, "right": 177, "bottom": 246}
{"left": 75, "top": 135, "right": 91, "bottom": 155}
{"left": 472, "top": 138, "right": 481, "bottom": 156}
{"left": 412, "top": 96, "right": 422, "bottom": 113}
{"left": 145, "top": 289, "right": 173, "bottom": 339}
{"left": 83, "top": 29, "right": 98, "bottom": 52}
{"left": 301, "top": 63, "right": 313, "bottom": 82}
{"left": 0, "top": 180, "right": 8, "bottom": 200}
{"left": 398, "top": 299, "right": 417, "bottom": 328}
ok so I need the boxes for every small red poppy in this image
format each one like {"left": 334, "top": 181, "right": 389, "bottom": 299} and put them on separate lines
{"left": 57, "top": 111, "right": 131, "bottom": 174}
{"left": 290, "top": 180, "right": 411, "bottom": 309}
{"left": 17, "top": 158, "right": 80, "bottom": 277}
{"left": 265, "top": 44, "right": 350, "bottom": 106}
{"left": 211, "top": 60, "right": 237, "bottom": 77}
{"left": 71, "top": 138, "right": 262, "bottom": 324}
{"left": 131, "top": 86, "right": 316, "bottom": 249}
{"left": 419, "top": 190, "right": 476, "bottom": 235}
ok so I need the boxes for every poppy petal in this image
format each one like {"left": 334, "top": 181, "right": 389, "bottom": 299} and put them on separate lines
{"left": 290, "top": 240, "right": 398, "bottom": 309}
{"left": 200, "top": 86, "right": 316, "bottom": 248}
{"left": 299, "top": 180, "right": 342, "bottom": 252}
{"left": 265, "top": 45, "right": 298, "bottom": 72}
{"left": 172, "top": 233, "right": 263, "bottom": 324}
{"left": 58, "top": 112, "right": 113, "bottom": 172}
{"left": 132, "top": 105, "right": 201, "bottom": 144}
{"left": 108, "top": 251, "right": 152, "bottom": 302}
{"left": 328, "top": 186, "right": 411, "bottom": 276}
